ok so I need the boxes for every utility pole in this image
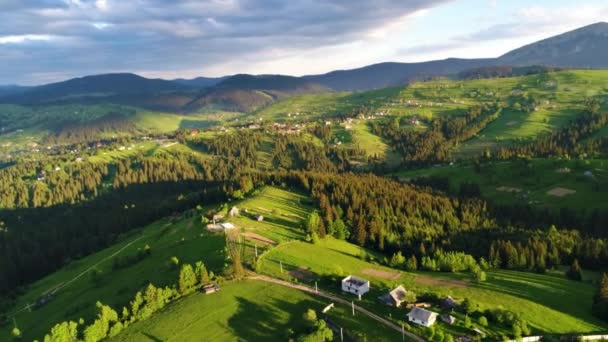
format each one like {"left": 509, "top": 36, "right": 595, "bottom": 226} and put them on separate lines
{"left": 351, "top": 301, "right": 355, "bottom": 316}
{"left": 340, "top": 328, "right": 343, "bottom": 342}
{"left": 315, "top": 281, "right": 318, "bottom": 293}
{"left": 254, "top": 244, "right": 258, "bottom": 257}
{"left": 280, "top": 261, "right": 283, "bottom": 274}
{"left": 402, "top": 324, "right": 405, "bottom": 341}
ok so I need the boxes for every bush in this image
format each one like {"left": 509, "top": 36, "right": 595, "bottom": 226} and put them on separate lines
{"left": 479, "top": 316, "right": 488, "bottom": 327}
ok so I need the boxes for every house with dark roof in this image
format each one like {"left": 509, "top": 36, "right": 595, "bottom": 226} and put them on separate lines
{"left": 378, "top": 285, "right": 408, "bottom": 307}
{"left": 407, "top": 307, "right": 438, "bottom": 327}
{"left": 441, "top": 314, "right": 456, "bottom": 325}
{"left": 341, "top": 275, "right": 370, "bottom": 296}
{"left": 441, "top": 295, "right": 458, "bottom": 310}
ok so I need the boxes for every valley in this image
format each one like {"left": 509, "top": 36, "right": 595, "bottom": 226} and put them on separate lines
{"left": 1, "top": 18, "right": 608, "bottom": 342}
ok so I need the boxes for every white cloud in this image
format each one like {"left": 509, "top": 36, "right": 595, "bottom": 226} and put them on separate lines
{"left": 0, "top": 34, "right": 54, "bottom": 44}
{"left": 95, "top": 0, "right": 108, "bottom": 11}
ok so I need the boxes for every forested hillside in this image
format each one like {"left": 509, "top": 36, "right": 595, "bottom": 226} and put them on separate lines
{"left": 1, "top": 68, "right": 608, "bottom": 342}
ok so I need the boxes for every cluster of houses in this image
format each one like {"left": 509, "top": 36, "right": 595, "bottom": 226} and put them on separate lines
{"left": 272, "top": 123, "right": 303, "bottom": 136}
{"left": 340, "top": 275, "right": 466, "bottom": 330}
{"left": 206, "top": 206, "right": 264, "bottom": 231}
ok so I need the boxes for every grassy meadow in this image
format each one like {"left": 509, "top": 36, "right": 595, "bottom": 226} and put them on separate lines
{"left": 228, "top": 186, "right": 311, "bottom": 244}
{"left": 3, "top": 181, "right": 607, "bottom": 340}
{"left": 1, "top": 215, "right": 226, "bottom": 341}
{"left": 257, "top": 238, "right": 608, "bottom": 336}
{"left": 396, "top": 158, "right": 608, "bottom": 211}
{"left": 110, "top": 280, "right": 402, "bottom": 342}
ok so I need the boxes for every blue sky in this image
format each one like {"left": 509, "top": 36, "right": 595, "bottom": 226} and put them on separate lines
{"left": 0, "top": 0, "right": 607, "bottom": 85}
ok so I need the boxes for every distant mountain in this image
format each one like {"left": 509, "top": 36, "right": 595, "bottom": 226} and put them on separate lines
{"left": 305, "top": 22, "right": 608, "bottom": 91}
{"left": 3, "top": 22, "right": 608, "bottom": 105}
{"left": 216, "top": 74, "right": 327, "bottom": 92}
{"left": 172, "top": 76, "right": 229, "bottom": 88}
{"left": 304, "top": 59, "right": 494, "bottom": 91}
{"left": 0, "top": 73, "right": 327, "bottom": 113}
{"left": 498, "top": 22, "right": 608, "bottom": 68}
{"left": 0, "top": 73, "right": 188, "bottom": 104}
{"left": 184, "top": 74, "right": 329, "bottom": 112}
{"left": 0, "top": 85, "right": 31, "bottom": 97}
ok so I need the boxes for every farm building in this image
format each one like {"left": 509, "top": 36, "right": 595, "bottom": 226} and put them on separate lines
{"left": 220, "top": 222, "right": 236, "bottom": 230}
{"left": 341, "top": 275, "right": 370, "bottom": 296}
{"left": 407, "top": 302, "right": 432, "bottom": 309}
{"left": 212, "top": 213, "right": 224, "bottom": 224}
{"left": 378, "top": 285, "right": 408, "bottom": 307}
{"left": 202, "top": 284, "right": 220, "bottom": 294}
{"left": 229, "top": 206, "right": 240, "bottom": 217}
{"left": 407, "top": 307, "right": 438, "bottom": 327}
{"left": 441, "top": 314, "right": 456, "bottom": 325}
{"left": 441, "top": 295, "right": 458, "bottom": 310}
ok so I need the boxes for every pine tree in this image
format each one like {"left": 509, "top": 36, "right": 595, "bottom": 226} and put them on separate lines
{"left": 405, "top": 255, "right": 418, "bottom": 271}
{"left": 592, "top": 273, "right": 608, "bottom": 321}
{"left": 566, "top": 259, "right": 583, "bottom": 281}
{"left": 195, "top": 261, "right": 210, "bottom": 285}
{"left": 178, "top": 264, "right": 197, "bottom": 295}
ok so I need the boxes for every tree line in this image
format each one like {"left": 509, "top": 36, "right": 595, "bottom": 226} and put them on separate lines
{"left": 370, "top": 104, "right": 501, "bottom": 163}
{"left": 38, "top": 258, "right": 224, "bottom": 342}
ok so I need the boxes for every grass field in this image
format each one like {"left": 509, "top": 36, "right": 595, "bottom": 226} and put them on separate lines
{"left": 258, "top": 238, "right": 608, "bottom": 335}
{"left": 1, "top": 215, "right": 227, "bottom": 341}
{"left": 251, "top": 87, "right": 401, "bottom": 122}
{"left": 110, "top": 280, "right": 401, "bottom": 342}
{"left": 229, "top": 186, "right": 311, "bottom": 244}
{"left": 395, "top": 158, "right": 608, "bottom": 210}
{"left": 380, "top": 70, "right": 608, "bottom": 158}
{"left": 349, "top": 121, "right": 401, "bottom": 167}
{"left": 133, "top": 110, "right": 229, "bottom": 132}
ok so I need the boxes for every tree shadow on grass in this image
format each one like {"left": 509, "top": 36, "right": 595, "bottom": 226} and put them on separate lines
{"left": 141, "top": 332, "right": 164, "bottom": 342}
{"left": 227, "top": 295, "right": 322, "bottom": 341}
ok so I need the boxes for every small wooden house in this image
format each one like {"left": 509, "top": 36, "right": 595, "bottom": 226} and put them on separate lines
{"left": 441, "top": 314, "right": 456, "bottom": 325}
{"left": 202, "top": 284, "right": 220, "bottom": 294}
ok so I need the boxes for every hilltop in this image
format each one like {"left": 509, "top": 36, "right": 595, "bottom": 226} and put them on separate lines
{"left": 499, "top": 22, "right": 608, "bottom": 68}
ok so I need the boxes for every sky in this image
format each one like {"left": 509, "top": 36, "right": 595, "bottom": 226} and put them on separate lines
{"left": 1, "top": 0, "right": 607, "bottom": 85}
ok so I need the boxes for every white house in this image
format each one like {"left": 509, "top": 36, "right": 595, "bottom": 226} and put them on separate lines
{"left": 229, "top": 206, "right": 240, "bottom": 217}
{"left": 379, "top": 285, "right": 408, "bottom": 307}
{"left": 220, "top": 222, "right": 236, "bottom": 230}
{"left": 407, "top": 307, "right": 438, "bottom": 327}
{"left": 341, "top": 276, "right": 370, "bottom": 296}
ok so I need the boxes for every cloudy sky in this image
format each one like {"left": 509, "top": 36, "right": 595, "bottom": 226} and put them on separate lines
{"left": 1, "top": 0, "right": 607, "bottom": 85}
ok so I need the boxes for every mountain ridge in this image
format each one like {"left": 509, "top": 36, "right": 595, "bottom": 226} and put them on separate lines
{"left": 2, "top": 22, "right": 607, "bottom": 103}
